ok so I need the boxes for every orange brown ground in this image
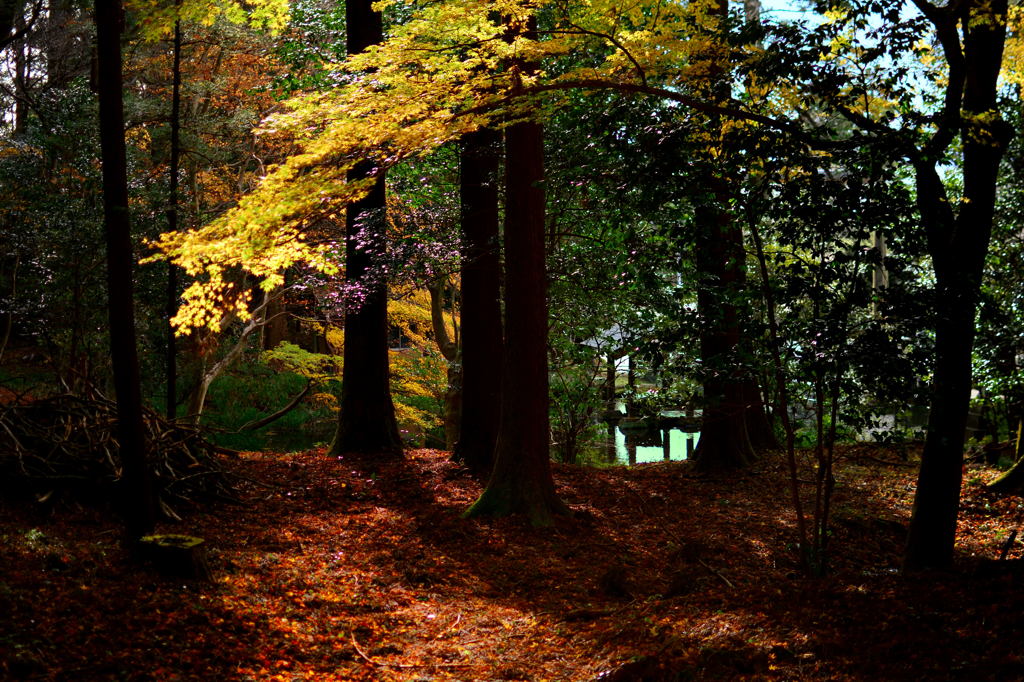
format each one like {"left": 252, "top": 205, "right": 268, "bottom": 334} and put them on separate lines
{"left": 2, "top": 446, "right": 1024, "bottom": 681}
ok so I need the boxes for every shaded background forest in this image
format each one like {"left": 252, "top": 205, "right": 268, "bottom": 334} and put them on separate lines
{"left": 2, "top": 0, "right": 1024, "bottom": 571}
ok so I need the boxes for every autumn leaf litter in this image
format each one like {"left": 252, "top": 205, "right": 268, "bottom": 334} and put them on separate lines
{"left": 3, "top": 446, "right": 1024, "bottom": 681}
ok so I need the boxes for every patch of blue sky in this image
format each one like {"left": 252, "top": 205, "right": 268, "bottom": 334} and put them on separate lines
{"left": 753, "top": 0, "right": 944, "bottom": 125}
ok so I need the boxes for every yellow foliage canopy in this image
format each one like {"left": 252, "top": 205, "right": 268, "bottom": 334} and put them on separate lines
{"left": 131, "top": 0, "right": 289, "bottom": 40}
{"left": 147, "top": 0, "right": 782, "bottom": 334}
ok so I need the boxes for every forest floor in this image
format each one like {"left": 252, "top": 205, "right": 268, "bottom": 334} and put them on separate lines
{"left": 3, "top": 445, "right": 1024, "bottom": 681}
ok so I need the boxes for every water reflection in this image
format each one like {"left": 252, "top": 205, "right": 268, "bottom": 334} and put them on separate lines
{"left": 599, "top": 424, "right": 699, "bottom": 465}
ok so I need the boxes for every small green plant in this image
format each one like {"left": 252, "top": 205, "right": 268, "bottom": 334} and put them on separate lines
{"left": 24, "top": 528, "right": 46, "bottom": 546}
{"left": 550, "top": 364, "right": 605, "bottom": 464}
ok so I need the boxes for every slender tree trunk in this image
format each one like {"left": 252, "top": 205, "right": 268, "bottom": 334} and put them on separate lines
{"left": 94, "top": 0, "right": 155, "bottom": 540}
{"left": 815, "top": 379, "right": 839, "bottom": 572}
{"left": 187, "top": 356, "right": 211, "bottom": 423}
{"left": 904, "top": 0, "right": 1010, "bottom": 570}
{"left": 186, "top": 293, "right": 271, "bottom": 422}
{"left": 68, "top": 260, "right": 83, "bottom": 387}
{"left": 427, "top": 278, "right": 462, "bottom": 450}
{"left": 165, "top": 16, "right": 182, "bottom": 420}
{"left": 605, "top": 354, "right": 616, "bottom": 404}
{"left": 737, "top": 0, "right": 778, "bottom": 452}
{"left": 741, "top": 376, "right": 777, "bottom": 449}
{"left": 626, "top": 353, "right": 636, "bottom": 416}
{"left": 0, "top": 254, "right": 17, "bottom": 364}
{"left": 330, "top": 0, "right": 402, "bottom": 458}
{"left": 452, "top": 128, "right": 504, "bottom": 474}
{"left": 751, "top": 219, "right": 809, "bottom": 573}
{"left": 12, "top": 23, "right": 26, "bottom": 136}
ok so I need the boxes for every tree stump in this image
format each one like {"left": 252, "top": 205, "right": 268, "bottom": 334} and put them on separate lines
{"left": 137, "top": 534, "right": 212, "bottom": 582}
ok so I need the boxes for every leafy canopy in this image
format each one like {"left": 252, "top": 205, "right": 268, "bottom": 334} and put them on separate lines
{"left": 131, "top": 0, "right": 290, "bottom": 40}
{"left": 150, "top": 0, "right": 774, "bottom": 334}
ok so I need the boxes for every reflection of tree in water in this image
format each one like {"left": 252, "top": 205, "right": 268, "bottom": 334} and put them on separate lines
{"left": 625, "top": 428, "right": 661, "bottom": 466}
{"left": 596, "top": 423, "right": 698, "bottom": 465}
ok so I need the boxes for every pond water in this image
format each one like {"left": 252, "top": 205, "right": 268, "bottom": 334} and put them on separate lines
{"left": 597, "top": 424, "right": 700, "bottom": 465}
{"left": 258, "top": 413, "right": 702, "bottom": 466}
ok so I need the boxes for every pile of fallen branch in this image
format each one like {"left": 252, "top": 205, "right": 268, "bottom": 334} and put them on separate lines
{"left": 0, "top": 393, "right": 236, "bottom": 518}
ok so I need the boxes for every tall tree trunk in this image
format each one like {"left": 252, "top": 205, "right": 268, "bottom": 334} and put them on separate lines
{"left": 452, "top": 129, "right": 504, "bottom": 475}
{"left": 93, "top": 0, "right": 155, "bottom": 540}
{"left": 331, "top": 170, "right": 402, "bottom": 456}
{"left": 751, "top": 219, "right": 810, "bottom": 572}
{"left": 465, "top": 25, "right": 566, "bottom": 521}
{"left": 68, "top": 260, "right": 83, "bottom": 387}
{"left": 263, "top": 290, "right": 288, "bottom": 350}
{"left": 690, "top": 0, "right": 757, "bottom": 470}
{"left": 45, "top": 0, "right": 75, "bottom": 88}
{"left": 329, "top": 0, "right": 402, "bottom": 458}
{"left": 12, "top": 20, "right": 26, "bottom": 136}
{"left": 905, "top": 235, "right": 983, "bottom": 569}
{"left": 0, "top": 254, "right": 18, "bottom": 364}
{"left": 904, "top": 0, "right": 1011, "bottom": 570}
{"left": 465, "top": 116, "right": 567, "bottom": 524}
{"left": 165, "top": 16, "right": 182, "bottom": 421}
{"left": 692, "top": 195, "right": 755, "bottom": 470}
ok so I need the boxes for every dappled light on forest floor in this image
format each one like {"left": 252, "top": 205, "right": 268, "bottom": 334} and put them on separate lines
{"left": 3, "top": 447, "right": 1024, "bottom": 680}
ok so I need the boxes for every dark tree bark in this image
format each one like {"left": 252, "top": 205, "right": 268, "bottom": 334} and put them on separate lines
{"left": 165, "top": 16, "right": 181, "bottom": 421}
{"left": 464, "top": 17, "right": 566, "bottom": 523}
{"left": 464, "top": 116, "right": 567, "bottom": 524}
{"left": 93, "top": 0, "right": 155, "bottom": 540}
{"left": 605, "top": 353, "right": 617, "bottom": 405}
{"left": 330, "top": 172, "right": 403, "bottom": 457}
{"left": 904, "top": 0, "right": 1011, "bottom": 570}
{"left": 43, "top": 0, "right": 78, "bottom": 89}
{"left": 692, "top": 196, "right": 756, "bottom": 471}
{"left": 329, "top": 0, "right": 402, "bottom": 458}
{"left": 688, "top": 0, "right": 758, "bottom": 471}
{"left": 262, "top": 292, "right": 288, "bottom": 350}
{"left": 751, "top": 218, "right": 810, "bottom": 573}
{"left": 452, "top": 128, "right": 504, "bottom": 475}
{"left": 12, "top": 14, "right": 27, "bottom": 136}
{"left": 0, "top": 0, "right": 27, "bottom": 51}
